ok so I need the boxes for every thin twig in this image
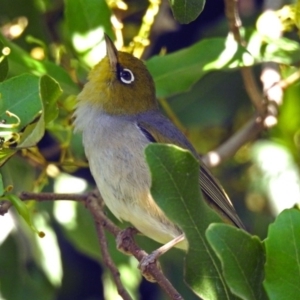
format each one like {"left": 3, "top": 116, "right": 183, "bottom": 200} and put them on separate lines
{"left": 278, "top": 69, "right": 300, "bottom": 90}
{"left": 83, "top": 191, "right": 132, "bottom": 300}
{"left": 203, "top": 67, "right": 300, "bottom": 167}
{"left": 203, "top": 0, "right": 299, "bottom": 168}
{"left": 202, "top": 114, "right": 264, "bottom": 167}
{"left": 20, "top": 191, "right": 88, "bottom": 201}
{"left": 85, "top": 192, "right": 183, "bottom": 300}
{"left": 93, "top": 219, "right": 132, "bottom": 299}
{"left": 96, "top": 221, "right": 133, "bottom": 300}
{"left": 0, "top": 191, "right": 183, "bottom": 300}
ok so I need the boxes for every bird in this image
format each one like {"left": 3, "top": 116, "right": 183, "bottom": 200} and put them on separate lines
{"left": 74, "top": 34, "right": 245, "bottom": 252}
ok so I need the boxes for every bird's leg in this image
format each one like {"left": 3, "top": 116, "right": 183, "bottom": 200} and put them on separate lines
{"left": 139, "top": 234, "right": 185, "bottom": 281}
{"left": 116, "top": 228, "right": 185, "bottom": 282}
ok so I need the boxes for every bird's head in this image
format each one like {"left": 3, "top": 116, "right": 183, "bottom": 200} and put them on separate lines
{"left": 77, "top": 34, "right": 157, "bottom": 115}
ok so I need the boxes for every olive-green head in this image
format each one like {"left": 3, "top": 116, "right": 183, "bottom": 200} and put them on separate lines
{"left": 78, "top": 34, "right": 157, "bottom": 115}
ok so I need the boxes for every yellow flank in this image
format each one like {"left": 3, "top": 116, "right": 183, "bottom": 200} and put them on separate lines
{"left": 78, "top": 53, "right": 157, "bottom": 115}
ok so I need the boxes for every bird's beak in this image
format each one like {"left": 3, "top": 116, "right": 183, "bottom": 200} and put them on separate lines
{"left": 104, "top": 34, "right": 118, "bottom": 70}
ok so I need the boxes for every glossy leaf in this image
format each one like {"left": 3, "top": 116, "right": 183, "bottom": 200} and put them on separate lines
{"left": 169, "top": 0, "right": 205, "bottom": 24}
{"left": 18, "top": 74, "right": 62, "bottom": 150}
{"left": 17, "top": 118, "right": 45, "bottom": 148}
{"left": 0, "top": 74, "right": 41, "bottom": 131}
{"left": 145, "top": 144, "right": 237, "bottom": 300}
{"left": 0, "top": 74, "right": 44, "bottom": 149}
{"left": 264, "top": 209, "right": 300, "bottom": 300}
{"left": 65, "top": 0, "right": 112, "bottom": 36}
{"left": 0, "top": 74, "right": 61, "bottom": 149}
{"left": 206, "top": 224, "right": 267, "bottom": 300}
{"left": 64, "top": 0, "right": 113, "bottom": 66}
{"left": 40, "top": 75, "right": 62, "bottom": 124}
{"left": 147, "top": 38, "right": 251, "bottom": 98}
{"left": 147, "top": 35, "right": 300, "bottom": 98}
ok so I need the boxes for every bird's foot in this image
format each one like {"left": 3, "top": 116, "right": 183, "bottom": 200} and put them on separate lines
{"left": 139, "top": 249, "right": 162, "bottom": 282}
{"left": 116, "top": 227, "right": 139, "bottom": 255}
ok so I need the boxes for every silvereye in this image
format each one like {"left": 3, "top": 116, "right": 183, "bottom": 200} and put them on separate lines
{"left": 74, "top": 35, "right": 244, "bottom": 251}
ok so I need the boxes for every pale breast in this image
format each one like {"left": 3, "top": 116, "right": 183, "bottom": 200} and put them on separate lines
{"left": 84, "top": 112, "right": 150, "bottom": 216}
{"left": 74, "top": 105, "right": 184, "bottom": 247}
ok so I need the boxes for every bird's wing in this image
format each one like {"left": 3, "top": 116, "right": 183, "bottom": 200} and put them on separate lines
{"left": 137, "top": 114, "right": 245, "bottom": 229}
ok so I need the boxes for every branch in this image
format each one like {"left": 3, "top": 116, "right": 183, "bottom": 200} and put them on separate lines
{"left": 0, "top": 191, "right": 183, "bottom": 300}
{"left": 203, "top": 67, "right": 300, "bottom": 167}
{"left": 202, "top": 114, "right": 264, "bottom": 167}
{"left": 87, "top": 192, "right": 132, "bottom": 300}
{"left": 204, "top": 0, "right": 300, "bottom": 168}
{"left": 84, "top": 192, "right": 183, "bottom": 300}
{"left": 224, "top": 0, "right": 264, "bottom": 114}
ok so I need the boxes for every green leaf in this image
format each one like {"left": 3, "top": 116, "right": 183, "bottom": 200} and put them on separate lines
{"left": 264, "top": 209, "right": 300, "bottom": 300}
{"left": 146, "top": 38, "right": 252, "bottom": 98}
{"left": 147, "top": 34, "right": 300, "bottom": 98}
{"left": 0, "top": 74, "right": 41, "bottom": 131}
{"left": 0, "top": 39, "right": 9, "bottom": 82}
{"left": 262, "top": 36, "right": 300, "bottom": 65}
{"left": 17, "top": 74, "right": 62, "bottom": 148}
{"left": 5, "top": 193, "right": 44, "bottom": 236}
{"left": 39, "top": 75, "right": 62, "bottom": 124}
{"left": 0, "top": 73, "right": 46, "bottom": 149}
{"left": 65, "top": 0, "right": 112, "bottom": 36}
{"left": 0, "top": 74, "right": 62, "bottom": 149}
{"left": 17, "top": 117, "right": 45, "bottom": 148}
{"left": 145, "top": 144, "right": 237, "bottom": 300}
{"left": 169, "top": 0, "right": 205, "bottom": 24}
{"left": 0, "top": 234, "right": 55, "bottom": 300}
{"left": 64, "top": 0, "right": 113, "bottom": 66}
{"left": 0, "top": 34, "right": 79, "bottom": 96}
{"left": 206, "top": 224, "right": 267, "bottom": 300}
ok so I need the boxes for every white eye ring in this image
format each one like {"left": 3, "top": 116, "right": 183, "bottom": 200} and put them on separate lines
{"left": 120, "top": 68, "right": 135, "bottom": 84}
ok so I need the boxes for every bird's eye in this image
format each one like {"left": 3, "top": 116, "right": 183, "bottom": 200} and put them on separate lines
{"left": 120, "top": 68, "right": 135, "bottom": 84}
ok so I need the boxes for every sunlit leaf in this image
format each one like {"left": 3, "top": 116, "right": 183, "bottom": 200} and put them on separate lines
{"left": 65, "top": 0, "right": 112, "bottom": 36}
{"left": 147, "top": 38, "right": 251, "bottom": 98}
{"left": 64, "top": 0, "right": 113, "bottom": 66}
{"left": 147, "top": 34, "right": 300, "bottom": 98}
